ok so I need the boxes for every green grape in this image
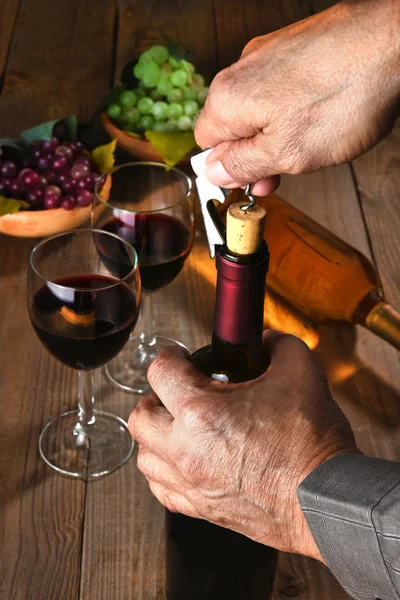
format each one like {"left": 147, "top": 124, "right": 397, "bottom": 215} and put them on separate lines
{"left": 152, "top": 101, "right": 168, "bottom": 121}
{"left": 167, "top": 88, "right": 183, "bottom": 103}
{"left": 140, "top": 115, "right": 155, "bottom": 130}
{"left": 165, "top": 119, "right": 179, "bottom": 132}
{"left": 157, "top": 79, "right": 173, "bottom": 97}
{"left": 138, "top": 80, "right": 149, "bottom": 89}
{"left": 140, "top": 45, "right": 169, "bottom": 65}
{"left": 197, "top": 87, "right": 209, "bottom": 105}
{"left": 168, "top": 56, "right": 180, "bottom": 69}
{"left": 183, "top": 100, "right": 199, "bottom": 116}
{"left": 180, "top": 60, "right": 195, "bottom": 75}
{"left": 121, "top": 107, "right": 140, "bottom": 124}
{"left": 133, "top": 62, "right": 146, "bottom": 79}
{"left": 171, "top": 69, "right": 188, "bottom": 88}
{"left": 192, "top": 74, "right": 205, "bottom": 91}
{"left": 166, "top": 102, "right": 183, "bottom": 119}
{"left": 119, "top": 90, "right": 137, "bottom": 107}
{"left": 137, "top": 97, "right": 154, "bottom": 114}
{"left": 151, "top": 89, "right": 163, "bottom": 101}
{"left": 141, "top": 60, "right": 161, "bottom": 87}
{"left": 153, "top": 121, "right": 168, "bottom": 132}
{"left": 107, "top": 103, "right": 122, "bottom": 119}
{"left": 182, "top": 86, "right": 197, "bottom": 101}
{"left": 160, "top": 63, "right": 173, "bottom": 80}
{"left": 177, "top": 115, "right": 192, "bottom": 131}
{"left": 134, "top": 87, "right": 146, "bottom": 100}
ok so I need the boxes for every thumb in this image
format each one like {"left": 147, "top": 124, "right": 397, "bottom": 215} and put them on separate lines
{"left": 205, "top": 138, "right": 280, "bottom": 195}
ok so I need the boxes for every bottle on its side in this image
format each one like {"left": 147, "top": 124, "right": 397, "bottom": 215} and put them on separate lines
{"left": 165, "top": 236, "right": 277, "bottom": 600}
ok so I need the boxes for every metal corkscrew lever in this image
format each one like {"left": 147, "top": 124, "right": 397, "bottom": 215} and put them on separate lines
{"left": 191, "top": 149, "right": 258, "bottom": 258}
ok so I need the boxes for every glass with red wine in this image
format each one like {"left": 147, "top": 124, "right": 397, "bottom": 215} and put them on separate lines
{"left": 92, "top": 162, "right": 194, "bottom": 394}
{"left": 28, "top": 229, "right": 141, "bottom": 478}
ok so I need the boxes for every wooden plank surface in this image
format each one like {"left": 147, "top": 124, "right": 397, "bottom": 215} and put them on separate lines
{"left": 0, "top": 0, "right": 20, "bottom": 80}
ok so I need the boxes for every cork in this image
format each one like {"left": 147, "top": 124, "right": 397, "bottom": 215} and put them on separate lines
{"left": 226, "top": 202, "right": 267, "bottom": 255}
{"left": 60, "top": 305, "right": 95, "bottom": 327}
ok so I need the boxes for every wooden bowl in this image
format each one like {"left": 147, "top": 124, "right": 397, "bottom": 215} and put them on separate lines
{"left": 0, "top": 177, "right": 111, "bottom": 238}
{"left": 101, "top": 113, "right": 193, "bottom": 164}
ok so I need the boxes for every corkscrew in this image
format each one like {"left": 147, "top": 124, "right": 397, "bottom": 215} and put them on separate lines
{"left": 191, "top": 149, "right": 257, "bottom": 258}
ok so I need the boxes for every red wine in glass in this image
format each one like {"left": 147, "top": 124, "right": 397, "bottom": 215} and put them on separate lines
{"left": 101, "top": 213, "right": 192, "bottom": 293}
{"left": 31, "top": 273, "right": 139, "bottom": 370}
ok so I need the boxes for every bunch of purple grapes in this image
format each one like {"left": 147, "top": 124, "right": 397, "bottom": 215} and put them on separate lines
{"left": 0, "top": 137, "right": 101, "bottom": 211}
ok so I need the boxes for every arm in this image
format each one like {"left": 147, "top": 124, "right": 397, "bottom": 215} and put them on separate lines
{"left": 298, "top": 453, "right": 400, "bottom": 600}
{"left": 195, "top": 0, "right": 400, "bottom": 196}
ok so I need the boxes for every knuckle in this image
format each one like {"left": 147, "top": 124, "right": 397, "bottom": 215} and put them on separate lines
{"left": 180, "top": 397, "right": 212, "bottom": 432}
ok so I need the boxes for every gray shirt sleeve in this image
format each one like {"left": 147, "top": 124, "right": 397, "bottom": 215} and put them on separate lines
{"left": 297, "top": 453, "right": 400, "bottom": 600}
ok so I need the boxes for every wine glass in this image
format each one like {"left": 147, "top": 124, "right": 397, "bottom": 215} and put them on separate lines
{"left": 92, "top": 162, "right": 194, "bottom": 394}
{"left": 27, "top": 229, "right": 141, "bottom": 478}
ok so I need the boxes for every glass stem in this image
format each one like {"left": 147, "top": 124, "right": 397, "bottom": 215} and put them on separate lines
{"left": 77, "top": 370, "right": 96, "bottom": 428}
{"left": 140, "top": 292, "right": 156, "bottom": 347}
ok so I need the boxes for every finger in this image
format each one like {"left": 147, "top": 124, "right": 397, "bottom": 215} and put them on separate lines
{"left": 251, "top": 175, "right": 280, "bottom": 197}
{"left": 147, "top": 346, "right": 211, "bottom": 418}
{"left": 137, "top": 448, "right": 185, "bottom": 488}
{"left": 205, "top": 138, "right": 279, "bottom": 188}
{"left": 148, "top": 480, "right": 200, "bottom": 517}
{"left": 262, "top": 329, "right": 311, "bottom": 371}
{"left": 128, "top": 393, "right": 173, "bottom": 451}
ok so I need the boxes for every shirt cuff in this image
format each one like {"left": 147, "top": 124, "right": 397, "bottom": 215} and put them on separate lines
{"left": 297, "top": 453, "right": 400, "bottom": 600}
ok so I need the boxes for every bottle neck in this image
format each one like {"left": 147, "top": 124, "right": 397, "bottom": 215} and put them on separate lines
{"left": 213, "top": 243, "right": 269, "bottom": 347}
{"left": 364, "top": 301, "right": 400, "bottom": 350}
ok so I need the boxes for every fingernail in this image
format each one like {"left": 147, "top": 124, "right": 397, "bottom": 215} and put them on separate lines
{"left": 205, "top": 161, "right": 235, "bottom": 186}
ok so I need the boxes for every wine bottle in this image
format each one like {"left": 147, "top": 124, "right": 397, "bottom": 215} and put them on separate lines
{"left": 166, "top": 202, "right": 278, "bottom": 599}
{"left": 223, "top": 191, "right": 400, "bottom": 350}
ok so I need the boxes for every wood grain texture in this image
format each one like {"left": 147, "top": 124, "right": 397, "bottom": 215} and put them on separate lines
{"left": 114, "top": 0, "right": 218, "bottom": 84}
{"left": 0, "top": 236, "right": 85, "bottom": 600}
{"left": 0, "top": 0, "right": 20, "bottom": 80}
{"left": 0, "top": 0, "right": 115, "bottom": 137}
{"left": 213, "top": 0, "right": 314, "bottom": 68}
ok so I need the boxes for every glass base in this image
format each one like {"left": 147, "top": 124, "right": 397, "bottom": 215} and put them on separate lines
{"left": 105, "top": 334, "right": 189, "bottom": 394}
{"left": 38, "top": 409, "right": 134, "bottom": 479}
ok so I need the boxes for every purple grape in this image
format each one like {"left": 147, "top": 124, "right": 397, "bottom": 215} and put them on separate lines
{"left": 71, "top": 163, "right": 90, "bottom": 180}
{"left": 52, "top": 156, "right": 68, "bottom": 172}
{"left": 69, "top": 141, "right": 85, "bottom": 152}
{"left": 8, "top": 179, "right": 20, "bottom": 198}
{"left": 18, "top": 169, "right": 40, "bottom": 190}
{"left": 43, "top": 170, "right": 57, "bottom": 184}
{"left": 60, "top": 195, "right": 76, "bottom": 210}
{"left": 44, "top": 195, "right": 61, "bottom": 209}
{"left": 0, "top": 181, "right": 7, "bottom": 195}
{"left": 61, "top": 176, "right": 75, "bottom": 194}
{"left": 76, "top": 190, "right": 93, "bottom": 207}
{"left": 55, "top": 145, "right": 74, "bottom": 161}
{"left": 26, "top": 188, "right": 44, "bottom": 208}
{"left": 1, "top": 160, "right": 17, "bottom": 177}
{"left": 1, "top": 177, "right": 11, "bottom": 195}
{"left": 32, "top": 149, "right": 42, "bottom": 160}
{"left": 40, "top": 140, "right": 54, "bottom": 153}
{"left": 45, "top": 185, "right": 62, "bottom": 198}
{"left": 76, "top": 178, "right": 90, "bottom": 190}
{"left": 37, "top": 175, "right": 48, "bottom": 190}
{"left": 73, "top": 154, "right": 90, "bottom": 165}
{"left": 55, "top": 173, "right": 67, "bottom": 187}
{"left": 37, "top": 156, "right": 50, "bottom": 171}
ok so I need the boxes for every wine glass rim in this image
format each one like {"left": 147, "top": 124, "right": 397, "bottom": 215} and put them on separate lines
{"left": 94, "top": 161, "right": 193, "bottom": 214}
{"left": 29, "top": 228, "right": 139, "bottom": 292}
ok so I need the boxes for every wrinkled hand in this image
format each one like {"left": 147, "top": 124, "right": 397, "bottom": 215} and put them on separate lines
{"left": 129, "top": 331, "right": 359, "bottom": 561}
{"left": 195, "top": 0, "right": 400, "bottom": 195}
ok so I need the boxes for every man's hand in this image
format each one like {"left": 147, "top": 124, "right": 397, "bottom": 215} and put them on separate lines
{"left": 195, "top": 0, "right": 400, "bottom": 196}
{"left": 129, "top": 331, "right": 359, "bottom": 561}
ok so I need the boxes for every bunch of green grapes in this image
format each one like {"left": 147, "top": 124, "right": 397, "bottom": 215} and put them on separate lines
{"left": 106, "top": 45, "right": 209, "bottom": 134}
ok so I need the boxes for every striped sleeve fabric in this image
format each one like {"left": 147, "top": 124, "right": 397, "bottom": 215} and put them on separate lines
{"left": 297, "top": 453, "right": 400, "bottom": 600}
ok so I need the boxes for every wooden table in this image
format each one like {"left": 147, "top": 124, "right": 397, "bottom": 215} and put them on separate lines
{"left": 0, "top": 1, "right": 399, "bottom": 598}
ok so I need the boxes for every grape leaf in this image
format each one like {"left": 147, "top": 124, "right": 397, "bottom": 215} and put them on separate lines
{"left": 21, "top": 115, "right": 77, "bottom": 145}
{"left": 144, "top": 131, "right": 197, "bottom": 166}
{"left": 0, "top": 196, "right": 30, "bottom": 216}
{"left": 0, "top": 138, "right": 25, "bottom": 151}
{"left": 90, "top": 139, "right": 117, "bottom": 174}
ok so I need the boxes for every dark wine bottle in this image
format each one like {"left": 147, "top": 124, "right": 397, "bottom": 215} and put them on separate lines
{"left": 166, "top": 203, "right": 278, "bottom": 599}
